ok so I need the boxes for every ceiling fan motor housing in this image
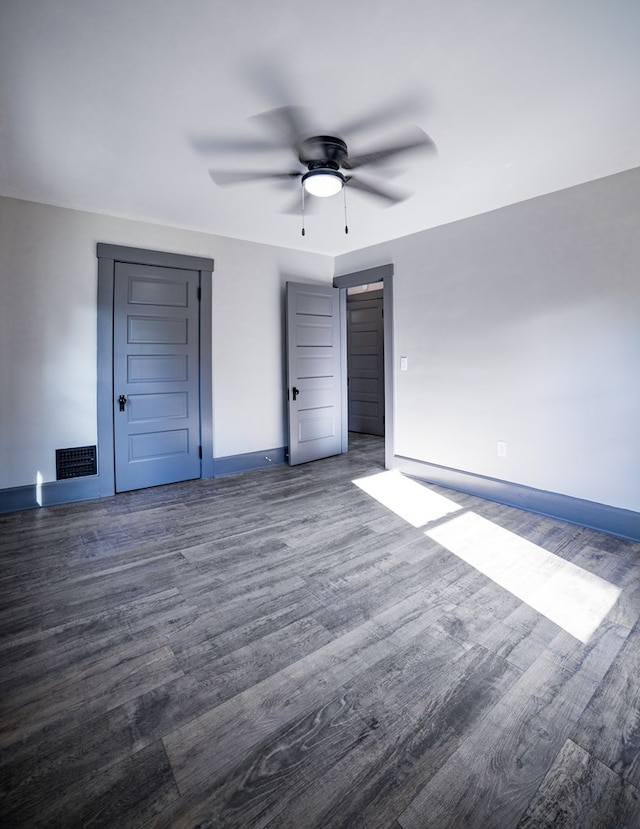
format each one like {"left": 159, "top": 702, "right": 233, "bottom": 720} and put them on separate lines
{"left": 299, "top": 136, "right": 349, "bottom": 197}
{"left": 298, "top": 136, "right": 348, "bottom": 168}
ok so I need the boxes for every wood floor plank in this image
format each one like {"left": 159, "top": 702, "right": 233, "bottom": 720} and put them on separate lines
{"left": 0, "top": 703, "right": 141, "bottom": 819}
{"left": 570, "top": 614, "right": 640, "bottom": 790}
{"left": 306, "top": 549, "right": 471, "bottom": 638}
{"left": 162, "top": 619, "right": 377, "bottom": 793}
{"left": 4, "top": 739, "right": 179, "bottom": 829}
{"left": 1, "top": 433, "right": 639, "bottom": 828}
{"left": 263, "top": 640, "right": 521, "bottom": 829}
{"left": 0, "top": 639, "right": 183, "bottom": 750}
{"left": 152, "top": 689, "right": 373, "bottom": 829}
{"left": 476, "top": 600, "right": 562, "bottom": 671}
{"left": 396, "top": 639, "right": 619, "bottom": 829}
{"left": 542, "top": 620, "right": 629, "bottom": 696}
{"left": 189, "top": 615, "right": 335, "bottom": 701}
{"left": 607, "top": 566, "right": 640, "bottom": 629}
{"left": 516, "top": 738, "right": 640, "bottom": 829}
{"left": 204, "top": 594, "right": 326, "bottom": 659}
{"left": 432, "top": 579, "right": 524, "bottom": 647}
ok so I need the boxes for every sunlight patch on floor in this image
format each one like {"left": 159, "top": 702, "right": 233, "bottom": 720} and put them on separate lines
{"left": 353, "top": 470, "right": 462, "bottom": 527}
{"left": 353, "top": 471, "right": 621, "bottom": 642}
{"left": 425, "top": 511, "right": 621, "bottom": 643}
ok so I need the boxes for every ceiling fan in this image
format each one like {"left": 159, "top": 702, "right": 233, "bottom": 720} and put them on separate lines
{"left": 201, "top": 104, "right": 436, "bottom": 234}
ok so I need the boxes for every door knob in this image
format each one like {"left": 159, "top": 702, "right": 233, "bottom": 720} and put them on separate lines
{"left": 292, "top": 387, "right": 300, "bottom": 401}
{"left": 118, "top": 395, "right": 127, "bottom": 412}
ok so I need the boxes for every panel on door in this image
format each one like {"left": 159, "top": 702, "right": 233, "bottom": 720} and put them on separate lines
{"left": 286, "top": 282, "right": 344, "bottom": 465}
{"left": 114, "top": 263, "right": 201, "bottom": 491}
{"left": 347, "top": 291, "right": 385, "bottom": 436}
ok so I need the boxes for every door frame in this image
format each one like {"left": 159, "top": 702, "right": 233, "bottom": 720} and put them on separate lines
{"left": 333, "top": 263, "right": 394, "bottom": 469}
{"left": 96, "top": 244, "right": 214, "bottom": 497}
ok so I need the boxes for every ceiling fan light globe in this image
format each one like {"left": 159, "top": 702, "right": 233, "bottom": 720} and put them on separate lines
{"left": 302, "top": 170, "right": 344, "bottom": 197}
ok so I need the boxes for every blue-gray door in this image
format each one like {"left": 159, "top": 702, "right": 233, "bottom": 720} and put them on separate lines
{"left": 347, "top": 290, "right": 385, "bottom": 436}
{"left": 286, "top": 282, "right": 345, "bottom": 465}
{"left": 114, "top": 262, "right": 201, "bottom": 492}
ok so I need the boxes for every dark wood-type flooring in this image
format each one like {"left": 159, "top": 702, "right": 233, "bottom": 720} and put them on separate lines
{"left": 2, "top": 434, "right": 640, "bottom": 828}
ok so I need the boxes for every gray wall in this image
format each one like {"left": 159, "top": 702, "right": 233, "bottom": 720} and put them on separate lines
{"left": 2, "top": 168, "right": 639, "bottom": 516}
{"left": 0, "top": 197, "right": 333, "bottom": 490}
{"left": 336, "top": 168, "right": 640, "bottom": 513}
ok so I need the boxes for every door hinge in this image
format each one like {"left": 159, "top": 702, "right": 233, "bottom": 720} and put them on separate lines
{"left": 198, "top": 445, "right": 203, "bottom": 459}
{"left": 197, "top": 286, "right": 202, "bottom": 301}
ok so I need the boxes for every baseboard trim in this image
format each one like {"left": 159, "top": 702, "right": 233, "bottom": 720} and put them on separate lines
{"left": 3, "top": 453, "right": 636, "bottom": 540}
{"left": 393, "top": 455, "right": 640, "bottom": 542}
{"left": 213, "top": 447, "right": 287, "bottom": 477}
{"left": 0, "top": 446, "right": 288, "bottom": 513}
{"left": 0, "top": 476, "right": 102, "bottom": 514}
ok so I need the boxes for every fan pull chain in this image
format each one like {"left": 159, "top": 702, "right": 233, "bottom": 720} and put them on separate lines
{"left": 344, "top": 186, "right": 349, "bottom": 234}
{"left": 301, "top": 184, "right": 306, "bottom": 236}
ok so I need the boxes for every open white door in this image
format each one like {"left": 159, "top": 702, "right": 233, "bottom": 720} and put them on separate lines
{"left": 286, "top": 282, "right": 345, "bottom": 465}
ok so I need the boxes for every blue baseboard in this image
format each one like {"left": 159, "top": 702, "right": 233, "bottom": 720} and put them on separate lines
{"left": 0, "top": 446, "right": 287, "bottom": 514}
{"left": 394, "top": 455, "right": 640, "bottom": 542}
{"left": 3, "top": 451, "right": 637, "bottom": 542}
{"left": 213, "top": 447, "right": 287, "bottom": 477}
{"left": 0, "top": 476, "right": 102, "bottom": 514}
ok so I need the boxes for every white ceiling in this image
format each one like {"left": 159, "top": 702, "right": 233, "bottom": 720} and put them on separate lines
{"left": 1, "top": 0, "right": 639, "bottom": 256}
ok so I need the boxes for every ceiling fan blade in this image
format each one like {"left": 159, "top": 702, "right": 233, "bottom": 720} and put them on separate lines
{"left": 208, "top": 169, "right": 301, "bottom": 187}
{"left": 334, "top": 95, "right": 423, "bottom": 138}
{"left": 343, "top": 128, "right": 436, "bottom": 170}
{"left": 250, "top": 106, "right": 313, "bottom": 152}
{"left": 345, "top": 175, "right": 408, "bottom": 205}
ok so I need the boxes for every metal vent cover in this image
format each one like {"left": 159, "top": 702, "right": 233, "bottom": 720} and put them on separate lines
{"left": 55, "top": 445, "right": 97, "bottom": 480}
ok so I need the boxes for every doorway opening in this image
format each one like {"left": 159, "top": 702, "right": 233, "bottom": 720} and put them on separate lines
{"left": 346, "top": 282, "right": 384, "bottom": 437}
{"left": 334, "top": 264, "right": 394, "bottom": 469}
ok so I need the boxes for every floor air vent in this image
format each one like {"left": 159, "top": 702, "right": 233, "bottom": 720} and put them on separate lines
{"left": 56, "top": 445, "right": 97, "bottom": 480}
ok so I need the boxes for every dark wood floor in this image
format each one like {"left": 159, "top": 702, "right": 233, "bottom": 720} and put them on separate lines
{"left": 2, "top": 434, "right": 640, "bottom": 828}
